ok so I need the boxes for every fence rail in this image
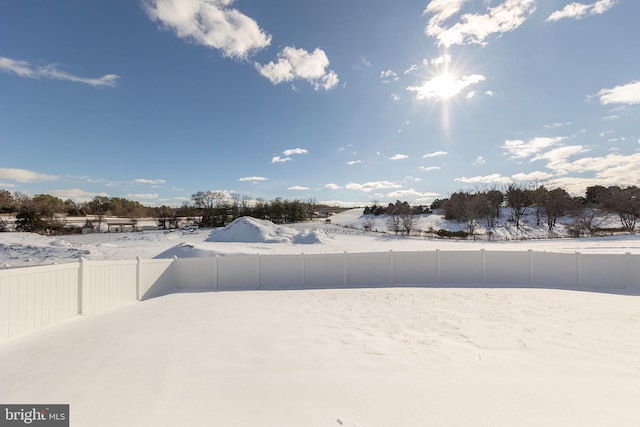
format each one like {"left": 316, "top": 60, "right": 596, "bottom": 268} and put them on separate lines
{"left": 1, "top": 250, "right": 639, "bottom": 342}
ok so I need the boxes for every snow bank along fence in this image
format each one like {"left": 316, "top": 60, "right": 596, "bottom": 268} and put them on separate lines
{"left": 2, "top": 250, "right": 639, "bottom": 342}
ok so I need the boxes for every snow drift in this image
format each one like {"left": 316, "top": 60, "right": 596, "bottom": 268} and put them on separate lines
{"left": 207, "top": 216, "right": 331, "bottom": 244}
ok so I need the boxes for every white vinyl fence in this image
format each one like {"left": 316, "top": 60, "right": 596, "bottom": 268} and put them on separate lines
{"left": 1, "top": 250, "right": 639, "bottom": 342}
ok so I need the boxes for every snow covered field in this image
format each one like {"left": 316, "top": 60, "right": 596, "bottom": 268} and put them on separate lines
{"left": 1, "top": 209, "right": 639, "bottom": 426}
{"left": 1, "top": 209, "right": 640, "bottom": 268}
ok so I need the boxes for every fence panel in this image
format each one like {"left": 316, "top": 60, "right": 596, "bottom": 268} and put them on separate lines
{"left": 3, "top": 250, "right": 640, "bottom": 343}
{"left": 260, "top": 254, "right": 303, "bottom": 289}
{"left": 174, "top": 257, "right": 217, "bottom": 291}
{"left": 484, "top": 251, "right": 531, "bottom": 285}
{"left": 439, "top": 251, "right": 482, "bottom": 285}
{"left": 303, "top": 253, "right": 345, "bottom": 288}
{"left": 347, "top": 252, "right": 392, "bottom": 287}
{"left": 83, "top": 260, "right": 137, "bottom": 314}
{"left": 217, "top": 255, "right": 260, "bottom": 290}
{"left": 391, "top": 251, "right": 438, "bottom": 285}
{"left": 0, "top": 263, "right": 79, "bottom": 341}
{"left": 139, "top": 258, "right": 175, "bottom": 300}
{"left": 531, "top": 252, "right": 577, "bottom": 288}
{"left": 579, "top": 253, "right": 627, "bottom": 290}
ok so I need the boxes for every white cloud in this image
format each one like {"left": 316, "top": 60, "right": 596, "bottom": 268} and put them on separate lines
{"left": 271, "top": 156, "right": 292, "bottom": 164}
{"left": 431, "top": 54, "right": 452, "bottom": 66}
{"left": 473, "top": 156, "right": 486, "bottom": 165}
{"left": 424, "top": 0, "right": 536, "bottom": 47}
{"left": 345, "top": 181, "right": 402, "bottom": 192}
{"left": 511, "top": 171, "right": 554, "bottom": 182}
{"left": 127, "top": 193, "right": 159, "bottom": 200}
{"left": 144, "top": 0, "right": 336, "bottom": 91}
{"left": 596, "top": 81, "right": 640, "bottom": 105}
{"left": 287, "top": 186, "right": 309, "bottom": 191}
{"left": 257, "top": 46, "right": 339, "bottom": 90}
{"left": 272, "top": 148, "right": 308, "bottom": 163}
{"left": 465, "top": 91, "right": 476, "bottom": 99}
{"left": 485, "top": 90, "right": 494, "bottom": 96}
{"left": 0, "top": 182, "right": 16, "bottom": 188}
{"left": 419, "top": 166, "right": 441, "bottom": 172}
{"left": 502, "top": 136, "right": 567, "bottom": 159}
{"left": 390, "top": 93, "right": 401, "bottom": 101}
{"left": 135, "top": 178, "right": 166, "bottom": 185}
{"left": 0, "top": 57, "right": 119, "bottom": 87}
{"left": 546, "top": 152, "right": 640, "bottom": 194}
{"left": 404, "top": 64, "right": 419, "bottom": 75}
{"left": 380, "top": 69, "right": 399, "bottom": 82}
{"left": 544, "top": 121, "right": 571, "bottom": 128}
{"left": 388, "top": 154, "right": 409, "bottom": 160}
{"left": 422, "top": 151, "right": 448, "bottom": 158}
{"left": 238, "top": 176, "right": 268, "bottom": 182}
{"left": 324, "top": 183, "right": 342, "bottom": 190}
{"left": 346, "top": 160, "right": 364, "bottom": 165}
{"left": 49, "top": 189, "right": 109, "bottom": 203}
{"left": 455, "top": 174, "right": 513, "bottom": 184}
{"left": 386, "top": 189, "right": 439, "bottom": 200}
{"left": 547, "top": 0, "right": 617, "bottom": 22}
{"left": 532, "top": 145, "right": 588, "bottom": 174}
{"left": 143, "top": 0, "right": 271, "bottom": 59}
{"left": 282, "top": 148, "right": 308, "bottom": 156}
{"left": 408, "top": 73, "right": 485, "bottom": 101}
{"left": 0, "top": 168, "right": 59, "bottom": 183}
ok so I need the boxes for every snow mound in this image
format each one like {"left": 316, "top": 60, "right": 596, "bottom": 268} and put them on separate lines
{"left": 207, "top": 217, "right": 297, "bottom": 243}
{"left": 207, "top": 217, "right": 330, "bottom": 245}
{"left": 292, "top": 229, "right": 333, "bottom": 244}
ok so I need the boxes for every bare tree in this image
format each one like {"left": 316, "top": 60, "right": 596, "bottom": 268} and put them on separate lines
{"left": 363, "top": 218, "right": 375, "bottom": 232}
{"left": 505, "top": 184, "right": 533, "bottom": 229}
{"left": 540, "top": 188, "right": 575, "bottom": 231}
{"left": 382, "top": 201, "right": 419, "bottom": 235}
{"left": 603, "top": 186, "right": 640, "bottom": 233}
{"left": 569, "top": 207, "right": 609, "bottom": 237}
{"left": 401, "top": 212, "right": 419, "bottom": 235}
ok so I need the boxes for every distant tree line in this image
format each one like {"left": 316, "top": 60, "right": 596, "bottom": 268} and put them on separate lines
{"left": 190, "top": 191, "right": 311, "bottom": 227}
{"left": 361, "top": 184, "right": 639, "bottom": 237}
{"left": 434, "top": 184, "right": 640, "bottom": 235}
{"left": 0, "top": 188, "right": 319, "bottom": 234}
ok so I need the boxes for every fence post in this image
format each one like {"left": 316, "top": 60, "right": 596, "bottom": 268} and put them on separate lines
{"left": 215, "top": 255, "right": 219, "bottom": 290}
{"left": 136, "top": 256, "right": 142, "bottom": 301}
{"left": 257, "top": 253, "right": 261, "bottom": 290}
{"left": 78, "top": 257, "right": 87, "bottom": 315}
{"left": 436, "top": 249, "right": 441, "bottom": 285}
{"left": 172, "top": 256, "right": 178, "bottom": 291}
{"left": 480, "top": 249, "right": 486, "bottom": 285}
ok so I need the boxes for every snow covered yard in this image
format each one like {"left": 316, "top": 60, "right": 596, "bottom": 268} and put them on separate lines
{"left": 0, "top": 287, "right": 639, "bottom": 426}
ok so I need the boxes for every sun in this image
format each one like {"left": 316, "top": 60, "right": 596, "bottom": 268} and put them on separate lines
{"left": 429, "top": 73, "right": 461, "bottom": 100}
{"left": 407, "top": 71, "right": 466, "bottom": 101}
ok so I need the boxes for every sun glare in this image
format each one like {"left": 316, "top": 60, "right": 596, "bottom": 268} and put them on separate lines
{"left": 430, "top": 73, "right": 460, "bottom": 100}
{"left": 408, "top": 71, "right": 468, "bottom": 102}
{"left": 408, "top": 57, "right": 486, "bottom": 103}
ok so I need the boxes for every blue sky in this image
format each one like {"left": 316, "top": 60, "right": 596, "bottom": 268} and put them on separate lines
{"left": 1, "top": 0, "right": 639, "bottom": 207}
